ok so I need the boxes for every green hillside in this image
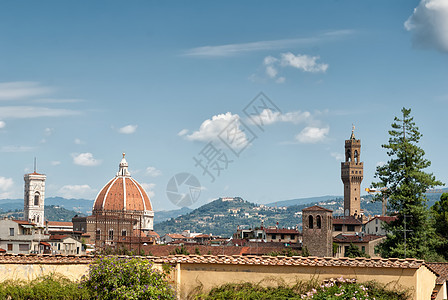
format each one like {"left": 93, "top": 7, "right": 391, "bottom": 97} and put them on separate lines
{"left": 0, "top": 205, "right": 85, "bottom": 222}
{"left": 154, "top": 196, "right": 381, "bottom": 237}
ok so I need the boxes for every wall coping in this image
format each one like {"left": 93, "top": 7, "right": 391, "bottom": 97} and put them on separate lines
{"left": 0, "top": 254, "right": 425, "bottom": 269}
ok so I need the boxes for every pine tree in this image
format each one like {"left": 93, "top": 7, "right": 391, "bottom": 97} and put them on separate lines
{"left": 372, "top": 108, "right": 443, "bottom": 260}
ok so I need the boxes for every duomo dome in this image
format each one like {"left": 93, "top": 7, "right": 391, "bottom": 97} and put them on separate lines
{"left": 92, "top": 153, "right": 154, "bottom": 231}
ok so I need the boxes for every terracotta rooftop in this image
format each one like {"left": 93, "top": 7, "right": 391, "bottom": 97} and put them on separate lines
{"left": 47, "top": 221, "right": 73, "bottom": 227}
{"left": 49, "top": 234, "right": 69, "bottom": 240}
{"left": 333, "top": 234, "right": 385, "bottom": 243}
{"left": 147, "top": 231, "right": 160, "bottom": 238}
{"left": 13, "top": 220, "right": 36, "bottom": 226}
{"left": 0, "top": 248, "right": 5, "bottom": 253}
{"left": 265, "top": 228, "right": 300, "bottom": 234}
{"left": 0, "top": 254, "right": 426, "bottom": 270}
{"left": 164, "top": 233, "right": 187, "bottom": 239}
{"left": 426, "top": 262, "right": 448, "bottom": 284}
{"left": 333, "top": 216, "right": 363, "bottom": 225}
{"left": 302, "top": 205, "right": 333, "bottom": 212}
{"left": 366, "top": 216, "right": 397, "bottom": 224}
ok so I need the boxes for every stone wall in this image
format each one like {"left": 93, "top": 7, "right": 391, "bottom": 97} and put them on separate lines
{"left": 0, "top": 254, "right": 439, "bottom": 300}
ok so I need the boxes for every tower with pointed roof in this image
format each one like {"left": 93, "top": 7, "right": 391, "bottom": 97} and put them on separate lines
{"left": 24, "top": 170, "right": 46, "bottom": 227}
{"left": 341, "top": 126, "right": 363, "bottom": 217}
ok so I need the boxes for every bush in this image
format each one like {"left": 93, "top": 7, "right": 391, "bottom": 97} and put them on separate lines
{"left": 81, "top": 255, "right": 175, "bottom": 300}
{"left": 0, "top": 274, "right": 90, "bottom": 299}
{"left": 195, "top": 277, "right": 409, "bottom": 300}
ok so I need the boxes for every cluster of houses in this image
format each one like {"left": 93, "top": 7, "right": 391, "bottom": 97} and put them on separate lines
{"left": 0, "top": 132, "right": 396, "bottom": 257}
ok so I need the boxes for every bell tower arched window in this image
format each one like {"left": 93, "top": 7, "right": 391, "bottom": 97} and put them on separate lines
{"left": 34, "top": 192, "right": 40, "bottom": 206}
{"left": 308, "top": 215, "right": 314, "bottom": 229}
{"left": 316, "top": 215, "right": 322, "bottom": 229}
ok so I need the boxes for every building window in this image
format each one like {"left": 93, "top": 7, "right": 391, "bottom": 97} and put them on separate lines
{"left": 362, "top": 246, "right": 366, "bottom": 252}
{"left": 316, "top": 215, "right": 322, "bottom": 229}
{"left": 281, "top": 234, "right": 285, "bottom": 240}
{"left": 109, "top": 229, "right": 114, "bottom": 240}
{"left": 9, "top": 228, "right": 14, "bottom": 236}
{"left": 309, "top": 215, "right": 314, "bottom": 229}
{"left": 34, "top": 192, "right": 40, "bottom": 206}
{"left": 271, "top": 234, "right": 276, "bottom": 240}
{"left": 347, "top": 225, "right": 355, "bottom": 232}
{"left": 375, "top": 219, "right": 378, "bottom": 224}
{"left": 376, "top": 227, "right": 378, "bottom": 232}
{"left": 122, "top": 230, "right": 127, "bottom": 237}
{"left": 334, "top": 224, "right": 343, "bottom": 231}
{"left": 96, "top": 229, "right": 101, "bottom": 240}
{"left": 19, "top": 244, "right": 29, "bottom": 251}
{"left": 7, "top": 244, "right": 12, "bottom": 251}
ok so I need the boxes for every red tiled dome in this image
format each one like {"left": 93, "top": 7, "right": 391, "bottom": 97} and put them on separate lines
{"left": 93, "top": 154, "right": 153, "bottom": 212}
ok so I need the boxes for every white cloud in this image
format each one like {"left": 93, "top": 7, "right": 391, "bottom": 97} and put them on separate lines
{"left": 0, "top": 106, "right": 80, "bottom": 119}
{"left": 74, "top": 138, "right": 84, "bottom": 145}
{"left": 44, "top": 127, "right": 54, "bottom": 136}
{"left": 58, "top": 184, "right": 96, "bottom": 199}
{"left": 140, "top": 183, "right": 156, "bottom": 199}
{"left": 0, "top": 177, "right": 14, "bottom": 198}
{"left": 405, "top": 0, "right": 448, "bottom": 52}
{"left": 51, "top": 161, "right": 61, "bottom": 166}
{"left": 295, "top": 126, "right": 329, "bottom": 143}
{"left": 1, "top": 145, "right": 34, "bottom": 152}
{"left": 261, "top": 52, "right": 328, "bottom": 82}
{"left": 0, "top": 177, "right": 14, "bottom": 191}
{"left": 331, "top": 152, "right": 344, "bottom": 161}
{"left": 146, "top": 166, "right": 162, "bottom": 177}
{"left": 0, "top": 121, "right": 5, "bottom": 129}
{"left": 247, "top": 109, "right": 314, "bottom": 127}
{"left": 183, "top": 30, "right": 354, "bottom": 57}
{"left": 118, "top": 124, "right": 138, "bottom": 134}
{"left": 0, "top": 81, "right": 52, "bottom": 101}
{"left": 177, "top": 129, "right": 189, "bottom": 136}
{"left": 185, "top": 112, "right": 250, "bottom": 149}
{"left": 33, "top": 98, "right": 83, "bottom": 104}
{"left": 72, "top": 153, "right": 102, "bottom": 166}
{"left": 280, "top": 52, "right": 329, "bottom": 73}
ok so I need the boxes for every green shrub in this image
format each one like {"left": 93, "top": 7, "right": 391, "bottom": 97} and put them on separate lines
{"left": 195, "top": 277, "right": 409, "bottom": 300}
{"left": 0, "top": 274, "right": 90, "bottom": 299}
{"left": 81, "top": 255, "right": 175, "bottom": 300}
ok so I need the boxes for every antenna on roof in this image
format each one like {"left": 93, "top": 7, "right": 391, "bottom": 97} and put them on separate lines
{"left": 34, "top": 157, "right": 37, "bottom": 173}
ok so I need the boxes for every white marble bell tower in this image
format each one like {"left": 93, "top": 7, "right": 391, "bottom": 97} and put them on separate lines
{"left": 24, "top": 170, "right": 46, "bottom": 227}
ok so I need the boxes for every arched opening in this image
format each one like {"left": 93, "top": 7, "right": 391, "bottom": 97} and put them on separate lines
{"left": 346, "top": 150, "right": 351, "bottom": 162}
{"left": 37, "top": 216, "right": 40, "bottom": 223}
{"left": 354, "top": 150, "right": 359, "bottom": 163}
{"left": 109, "top": 229, "right": 114, "bottom": 240}
{"left": 316, "top": 215, "right": 322, "bottom": 229}
{"left": 96, "top": 229, "right": 101, "bottom": 240}
{"left": 308, "top": 215, "right": 314, "bottom": 229}
{"left": 34, "top": 192, "right": 40, "bottom": 206}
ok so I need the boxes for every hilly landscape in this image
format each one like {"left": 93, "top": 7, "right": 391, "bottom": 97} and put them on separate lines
{"left": 154, "top": 191, "right": 447, "bottom": 237}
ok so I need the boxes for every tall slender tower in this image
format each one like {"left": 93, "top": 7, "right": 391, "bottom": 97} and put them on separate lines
{"left": 24, "top": 170, "right": 46, "bottom": 227}
{"left": 341, "top": 126, "right": 363, "bottom": 217}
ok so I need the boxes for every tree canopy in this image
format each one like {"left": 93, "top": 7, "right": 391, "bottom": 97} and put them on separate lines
{"left": 372, "top": 107, "right": 443, "bottom": 260}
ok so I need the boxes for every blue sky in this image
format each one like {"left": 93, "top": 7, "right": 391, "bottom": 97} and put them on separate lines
{"left": 0, "top": 0, "right": 447, "bottom": 211}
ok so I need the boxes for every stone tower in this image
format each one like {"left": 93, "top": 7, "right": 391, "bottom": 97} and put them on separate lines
{"left": 341, "top": 126, "right": 363, "bottom": 217}
{"left": 24, "top": 171, "right": 46, "bottom": 227}
{"left": 302, "top": 205, "right": 333, "bottom": 257}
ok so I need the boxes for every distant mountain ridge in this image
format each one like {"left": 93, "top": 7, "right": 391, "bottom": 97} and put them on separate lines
{"left": 265, "top": 195, "right": 341, "bottom": 207}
